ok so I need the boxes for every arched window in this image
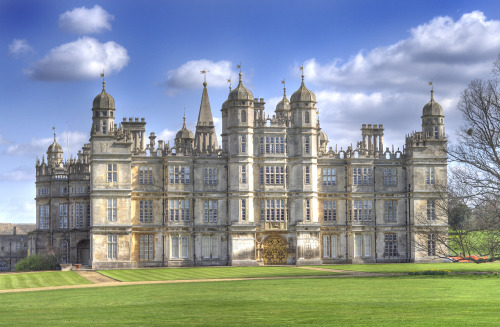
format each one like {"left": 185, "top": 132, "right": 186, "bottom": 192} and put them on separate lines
{"left": 241, "top": 110, "right": 247, "bottom": 123}
{"left": 305, "top": 111, "right": 310, "bottom": 124}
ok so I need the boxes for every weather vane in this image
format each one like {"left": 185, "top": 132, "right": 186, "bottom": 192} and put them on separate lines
{"left": 227, "top": 77, "right": 232, "bottom": 91}
{"left": 200, "top": 69, "right": 209, "bottom": 83}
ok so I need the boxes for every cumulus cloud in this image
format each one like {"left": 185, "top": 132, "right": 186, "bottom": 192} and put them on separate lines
{"left": 300, "top": 11, "right": 500, "bottom": 148}
{"left": 4, "top": 131, "right": 88, "bottom": 157}
{"left": 59, "top": 5, "right": 114, "bottom": 34}
{"left": 166, "top": 60, "right": 237, "bottom": 95}
{"left": 157, "top": 129, "right": 176, "bottom": 143}
{"left": 26, "top": 37, "right": 129, "bottom": 81}
{"left": 8, "top": 39, "right": 34, "bottom": 57}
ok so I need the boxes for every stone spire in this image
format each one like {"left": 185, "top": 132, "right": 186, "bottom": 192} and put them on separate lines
{"left": 195, "top": 82, "right": 218, "bottom": 152}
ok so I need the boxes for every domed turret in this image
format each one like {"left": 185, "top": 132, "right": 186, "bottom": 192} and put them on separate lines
{"left": 228, "top": 73, "right": 254, "bottom": 101}
{"left": 421, "top": 89, "right": 445, "bottom": 140}
{"left": 91, "top": 80, "right": 116, "bottom": 136}
{"left": 290, "top": 75, "right": 316, "bottom": 103}
{"left": 47, "top": 132, "right": 63, "bottom": 166}
{"left": 176, "top": 117, "right": 194, "bottom": 140}
{"left": 422, "top": 90, "right": 443, "bottom": 117}
{"left": 93, "top": 81, "right": 115, "bottom": 109}
{"left": 175, "top": 116, "right": 194, "bottom": 155}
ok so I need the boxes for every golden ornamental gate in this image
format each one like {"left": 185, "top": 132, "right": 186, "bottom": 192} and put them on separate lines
{"left": 263, "top": 234, "right": 287, "bottom": 265}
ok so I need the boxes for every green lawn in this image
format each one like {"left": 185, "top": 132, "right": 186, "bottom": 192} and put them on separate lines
{"left": 314, "top": 262, "right": 500, "bottom": 273}
{"left": 0, "top": 271, "right": 91, "bottom": 290}
{"left": 0, "top": 275, "right": 498, "bottom": 326}
{"left": 99, "top": 266, "right": 341, "bottom": 281}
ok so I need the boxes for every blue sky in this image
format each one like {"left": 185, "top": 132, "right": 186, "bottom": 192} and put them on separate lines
{"left": 2, "top": 0, "right": 500, "bottom": 223}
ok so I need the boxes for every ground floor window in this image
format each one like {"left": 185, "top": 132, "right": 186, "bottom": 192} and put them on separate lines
{"left": 139, "top": 235, "right": 154, "bottom": 261}
{"left": 355, "top": 234, "right": 371, "bottom": 257}
{"left": 384, "top": 233, "right": 398, "bottom": 257}
{"left": 171, "top": 235, "right": 189, "bottom": 259}
{"left": 107, "top": 234, "right": 117, "bottom": 259}
{"left": 322, "top": 235, "right": 338, "bottom": 258}
{"left": 201, "top": 236, "right": 219, "bottom": 259}
{"left": 427, "top": 233, "right": 436, "bottom": 256}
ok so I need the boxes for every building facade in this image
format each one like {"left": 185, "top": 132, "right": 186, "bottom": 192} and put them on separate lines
{"left": 0, "top": 223, "right": 36, "bottom": 271}
{"left": 31, "top": 72, "right": 447, "bottom": 269}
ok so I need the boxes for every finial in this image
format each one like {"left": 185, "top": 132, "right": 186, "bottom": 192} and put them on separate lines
{"left": 52, "top": 126, "right": 56, "bottom": 142}
{"left": 237, "top": 63, "right": 242, "bottom": 82}
{"left": 281, "top": 79, "right": 286, "bottom": 97}
{"left": 429, "top": 81, "right": 434, "bottom": 101}
{"left": 101, "top": 70, "right": 106, "bottom": 91}
{"left": 227, "top": 77, "right": 232, "bottom": 91}
{"left": 200, "top": 69, "right": 209, "bottom": 87}
{"left": 300, "top": 66, "right": 304, "bottom": 83}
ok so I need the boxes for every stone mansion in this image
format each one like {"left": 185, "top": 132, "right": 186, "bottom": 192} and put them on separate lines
{"left": 29, "top": 72, "right": 447, "bottom": 269}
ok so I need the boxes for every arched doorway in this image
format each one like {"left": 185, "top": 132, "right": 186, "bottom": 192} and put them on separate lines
{"left": 263, "top": 234, "right": 287, "bottom": 265}
{"left": 77, "top": 240, "right": 90, "bottom": 265}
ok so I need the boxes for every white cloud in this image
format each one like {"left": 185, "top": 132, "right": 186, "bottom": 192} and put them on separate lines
{"left": 4, "top": 131, "right": 88, "bottom": 157}
{"left": 59, "top": 5, "right": 114, "bottom": 34}
{"left": 8, "top": 39, "right": 34, "bottom": 57}
{"left": 157, "top": 129, "right": 175, "bottom": 143}
{"left": 26, "top": 37, "right": 129, "bottom": 81}
{"left": 299, "top": 11, "right": 500, "bottom": 149}
{"left": 166, "top": 60, "right": 237, "bottom": 95}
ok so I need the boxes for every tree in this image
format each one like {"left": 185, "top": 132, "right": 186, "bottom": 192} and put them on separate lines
{"left": 445, "top": 57, "right": 500, "bottom": 262}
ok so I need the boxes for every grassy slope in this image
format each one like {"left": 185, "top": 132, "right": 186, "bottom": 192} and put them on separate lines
{"left": 315, "top": 262, "right": 500, "bottom": 273}
{"left": 0, "top": 275, "right": 498, "bottom": 326}
{"left": 99, "top": 266, "right": 341, "bottom": 281}
{"left": 0, "top": 271, "right": 91, "bottom": 290}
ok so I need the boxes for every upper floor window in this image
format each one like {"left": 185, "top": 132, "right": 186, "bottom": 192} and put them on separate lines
{"left": 102, "top": 121, "right": 107, "bottom": 134}
{"left": 241, "top": 110, "right": 246, "bottom": 123}
{"left": 323, "top": 200, "right": 336, "bottom": 222}
{"left": 204, "top": 200, "right": 218, "bottom": 223}
{"left": 384, "top": 200, "right": 397, "bottom": 222}
{"left": 59, "top": 186, "right": 68, "bottom": 194}
{"left": 107, "top": 198, "right": 117, "bottom": 221}
{"left": 323, "top": 168, "right": 336, "bottom": 186}
{"left": 241, "top": 135, "right": 246, "bottom": 153}
{"left": 353, "top": 200, "right": 372, "bottom": 222}
{"left": 241, "top": 199, "right": 246, "bottom": 221}
{"left": 353, "top": 167, "right": 372, "bottom": 185}
{"left": 305, "top": 199, "right": 311, "bottom": 221}
{"left": 427, "top": 200, "right": 435, "bottom": 221}
{"left": 204, "top": 168, "right": 218, "bottom": 185}
{"left": 241, "top": 165, "right": 247, "bottom": 184}
{"left": 39, "top": 205, "right": 49, "bottom": 229}
{"left": 169, "top": 199, "right": 190, "bottom": 221}
{"left": 169, "top": 166, "right": 190, "bottom": 184}
{"left": 139, "top": 167, "right": 153, "bottom": 185}
{"left": 260, "top": 166, "right": 286, "bottom": 185}
{"left": 39, "top": 188, "right": 49, "bottom": 195}
{"left": 260, "top": 136, "right": 286, "bottom": 154}
{"left": 261, "top": 199, "right": 286, "bottom": 221}
{"left": 383, "top": 168, "right": 396, "bottom": 186}
{"left": 305, "top": 166, "right": 311, "bottom": 185}
{"left": 305, "top": 111, "right": 310, "bottom": 124}
{"left": 426, "top": 167, "right": 435, "bottom": 185}
{"left": 140, "top": 200, "right": 153, "bottom": 223}
{"left": 107, "top": 164, "right": 117, "bottom": 183}
{"left": 434, "top": 126, "right": 439, "bottom": 139}
{"left": 59, "top": 204, "right": 68, "bottom": 229}
{"left": 75, "top": 203, "right": 84, "bottom": 228}
{"left": 304, "top": 136, "right": 310, "bottom": 154}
